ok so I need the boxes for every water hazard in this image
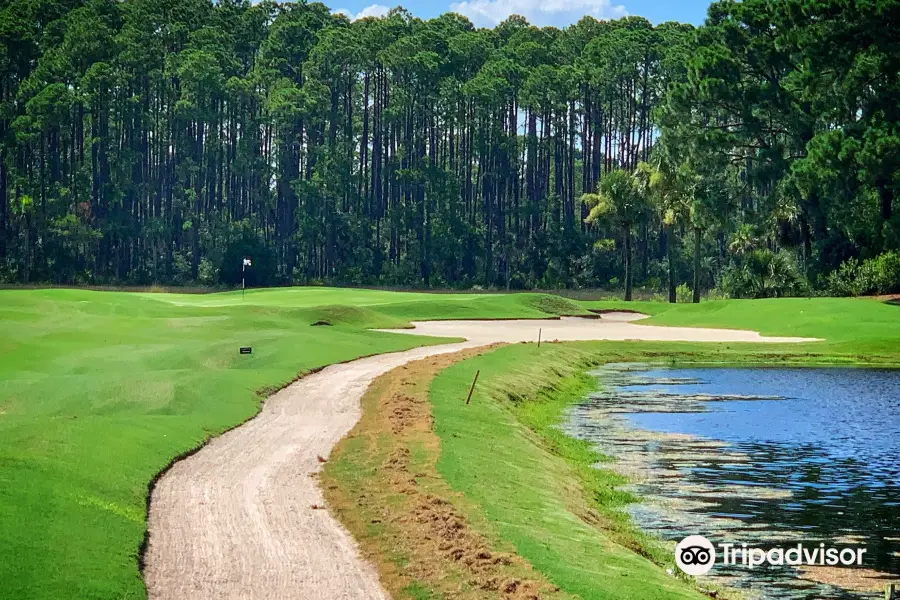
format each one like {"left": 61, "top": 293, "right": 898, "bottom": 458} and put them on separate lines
{"left": 564, "top": 365, "right": 900, "bottom": 599}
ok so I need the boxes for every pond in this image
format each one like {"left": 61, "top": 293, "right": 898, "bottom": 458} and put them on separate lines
{"left": 564, "top": 364, "right": 900, "bottom": 599}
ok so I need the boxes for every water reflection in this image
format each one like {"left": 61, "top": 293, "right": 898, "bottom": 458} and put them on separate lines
{"left": 564, "top": 364, "right": 900, "bottom": 599}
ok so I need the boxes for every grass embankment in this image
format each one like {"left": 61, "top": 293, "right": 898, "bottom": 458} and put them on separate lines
{"left": 325, "top": 297, "right": 900, "bottom": 600}
{"left": 323, "top": 343, "right": 708, "bottom": 600}
{"left": 432, "top": 344, "right": 713, "bottom": 600}
{"left": 0, "top": 287, "right": 586, "bottom": 600}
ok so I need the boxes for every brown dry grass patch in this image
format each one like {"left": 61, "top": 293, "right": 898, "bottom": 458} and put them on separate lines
{"left": 320, "top": 346, "right": 571, "bottom": 600}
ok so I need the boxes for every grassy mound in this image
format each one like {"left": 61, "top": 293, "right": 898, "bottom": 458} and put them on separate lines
{"left": 523, "top": 294, "right": 588, "bottom": 316}
{"left": 302, "top": 304, "right": 409, "bottom": 328}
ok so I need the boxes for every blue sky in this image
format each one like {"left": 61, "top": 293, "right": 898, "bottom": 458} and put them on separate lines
{"left": 332, "top": 0, "right": 712, "bottom": 27}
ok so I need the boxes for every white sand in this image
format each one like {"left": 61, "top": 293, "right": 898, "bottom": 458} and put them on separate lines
{"left": 378, "top": 314, "right": 820, "bottom": 344}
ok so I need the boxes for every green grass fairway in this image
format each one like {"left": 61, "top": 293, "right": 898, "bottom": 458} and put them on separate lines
{"left": 143, "top": 286, "right": 591, "bottom": 317}
{"left": 582, "top": 297, "right": 900, "bottom": 355}
{"left": 0, "top": 287, "right": 586, "bottom": 600}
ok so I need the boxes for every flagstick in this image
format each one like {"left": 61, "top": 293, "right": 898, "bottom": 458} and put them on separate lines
{"left": 241, "top": 257, "right": 251, "bottom": 300}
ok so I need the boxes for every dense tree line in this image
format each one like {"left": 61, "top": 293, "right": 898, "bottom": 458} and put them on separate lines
{"left": 651, "top": 0, "right": 900, "bottom": 299}
{"left": 1, "top": 0, "right": 897, "bottom": 296}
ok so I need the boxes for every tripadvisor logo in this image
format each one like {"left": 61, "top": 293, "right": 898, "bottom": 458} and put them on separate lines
{"left": 675, "top": 535, "right": 716, "bottom": 575}
{"left": 674, "top": 535, "right": 868, "bottom": 576}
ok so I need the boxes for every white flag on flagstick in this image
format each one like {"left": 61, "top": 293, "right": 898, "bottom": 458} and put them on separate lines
{"left": 243, "top": 258, "right": 252, "bottom": 267}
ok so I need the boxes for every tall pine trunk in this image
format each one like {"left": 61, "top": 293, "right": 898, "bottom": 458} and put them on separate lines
{"left": 666, "top": 225, "right": 676, "bottom": 303}
{"left": 693, "top": 227, "right": 702, "bottom": 303}
{"left": 879, "top": 184, "right": 894, "bottom": 221}
{"left": 624, "top": 225, "right": 633, "bottom": 301}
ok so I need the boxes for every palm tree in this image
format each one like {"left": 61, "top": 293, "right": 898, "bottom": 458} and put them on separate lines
{"left": 582, "top": 169, "right": 650, "bottom": 301}
{"left": 636, "top": 160, "right": 701, "bottom": 303}
{"left": 728, "top": 224, "right": 760, "bottom": 257}
{"left": 636, "top": 161, "right": 677, "bottom": 303}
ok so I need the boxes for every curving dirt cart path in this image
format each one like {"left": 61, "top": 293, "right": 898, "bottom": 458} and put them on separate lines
{"left": 143, "top": 315, "right": 818, "bottom": 600}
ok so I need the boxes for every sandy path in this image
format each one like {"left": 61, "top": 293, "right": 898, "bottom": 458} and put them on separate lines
{"left": 143, "top": 316, "right": 817, "bottom": 600}
{"left": 144, "top": 341, "right": 479, "bottom": 600}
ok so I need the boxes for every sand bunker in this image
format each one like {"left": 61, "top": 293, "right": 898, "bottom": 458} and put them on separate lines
{"left": 379, "top": 315, "right": 820, "bottom": 344}
{"left": 143, "top": 316, "right": 818, "bottom": 600}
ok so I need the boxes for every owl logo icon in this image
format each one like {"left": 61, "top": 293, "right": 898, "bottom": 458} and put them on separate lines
{"left": 675, "top": 535, "right": 716, "bottom": 576}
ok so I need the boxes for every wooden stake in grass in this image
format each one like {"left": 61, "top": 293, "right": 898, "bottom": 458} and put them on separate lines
{"left": 465, "top": 370, "right": 480, "bottom": 405}
{"left": 537, "top": 328, "right": 542, "bottom": 348}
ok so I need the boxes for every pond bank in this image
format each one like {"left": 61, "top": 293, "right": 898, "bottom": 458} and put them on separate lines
{"left": 323, "top": 342, "right": 710, "bottom": 600}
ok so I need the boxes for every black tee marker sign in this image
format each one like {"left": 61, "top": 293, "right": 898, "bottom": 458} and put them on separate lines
{"left": 239, "top": 347, "right": 252, "bottom": 355}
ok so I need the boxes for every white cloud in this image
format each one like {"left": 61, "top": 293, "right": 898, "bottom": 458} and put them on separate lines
{"left": 333, "top": 4, "right": 390, "bottom": 20}
{"left": 449, "top": 0, "right": 627, "bottom": 27}
{"left": 357, "top": 3, "right": 391, "bottom": 17}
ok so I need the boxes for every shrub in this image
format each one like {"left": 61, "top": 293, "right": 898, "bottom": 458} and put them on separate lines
{"left": 827, "top": 251, "right": 900, "bottom": 296}
{"left": 675, "top": 283, "right": 693, "bottom": 303}
{"left": 198, "top": 258, "right": 218, "bottom": 285}
{"left": 705, "top": 287, "right": 730, "bottom": 301}
{"left": 172, "top": 252, "right": 193, "bottom": 285}
{"left": 825, "top": 259, "right": 864, "bottom": 296}
{"left": 870, "top": 251, "right": 900, "bottom": 293}
{"left": 721, "top": 249, "right": 804, "bottom": 298}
